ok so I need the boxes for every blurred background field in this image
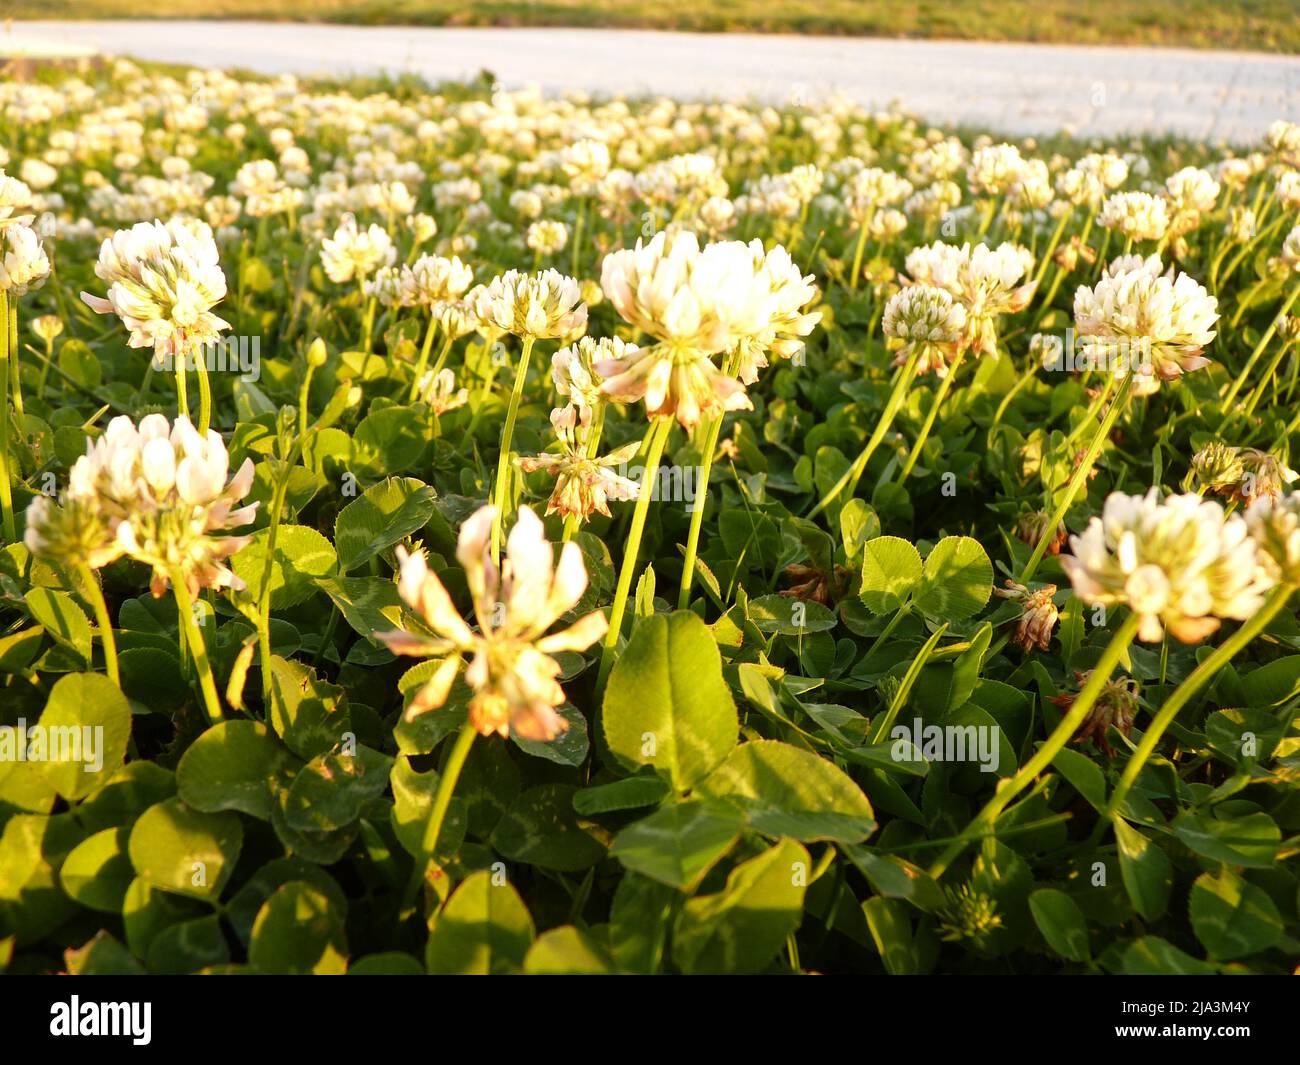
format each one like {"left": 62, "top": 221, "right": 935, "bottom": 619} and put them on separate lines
{"left": 5, "top": 0, "right": 1300, "bottom": 53}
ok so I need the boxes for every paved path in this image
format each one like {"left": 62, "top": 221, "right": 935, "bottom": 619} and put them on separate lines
{"left": 12, "top": 21, "right": 1300, "bottom": 143}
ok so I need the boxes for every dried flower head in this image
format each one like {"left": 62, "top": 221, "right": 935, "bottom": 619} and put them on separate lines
{"left": 993, "top": 580, "right": 1059, "bottom": 652}
{"left": 518, "top": 410, "right": 640, "bottom": 523}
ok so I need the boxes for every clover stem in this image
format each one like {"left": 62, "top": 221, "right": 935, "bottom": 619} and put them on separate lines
{"left": 490, "top": 335, "right": 536, "bottom": 563}
{"left": 407, "top": 313, "right": 440, "bottom": 402}
{"left": 928, "top": 611, "right": 1141, "bottom": 879}
{"left": 899, "top": 349, "right": 966, "bottom": 482}
{"left": 807, "top": 344, "right": 924, "bottom": 520}
{"left": 76, "top": 562, "right": 120, "bottom": 689}
{"left": 598, "top": 416, "right": 671, "bottom": 691}
{"left": 1020, "top": 370, "right": 1131, "bottom": 584}
{"left": 678, "top": 351, "right": 740, "bottom": 609}
{"left": 169, "top": 566, "right": 223, "bottom": 725}
{"left": 847, "top": 207, "right": 875, "bottom": 291}
{"left": 990, "top": 351, "right": 1043, "bottom": 430}
{"left": 174, "top": 342, "right": 190, "bottom": 422}
{"left": 1104, "top": 586, "right": 1293, "bottom": 824}
{"left": 420, "top": 721, "right": 477, "bottom": 861}
{"left": 0, "top": 292, "right": 14, "bottom": 541}
{"left": 8, "top": 296, "right": 21, "bottom": 418}
{"left": 258, "top": 448, "right": 301, "bottom": 711}
{"left": 1033, "top": 206, "right": 1073, "bottom": 289}
{"left": 1220, "top": 277, "right": 1300, "bottom": 411}
{"left": 194, "top": 343, "right": 212, "bottom": 436}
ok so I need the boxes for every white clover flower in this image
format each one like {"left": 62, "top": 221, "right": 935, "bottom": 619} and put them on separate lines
{"left": 1073, "top": 262, "right": 1218, "bottom": 381}
{"left": 883, "top": 284, "right": 968, "bottom": 377}
{"left": 0, "top": 169, "right": 34, "bottom": 225}
{"left": 81, "top": 218, "right": 228, "bottom": 356}
{"left": 967, "top": 143, "right": 1026, "bottom": 197}
{"left": 380, "top": 506, "right": 608, "bottom": 741}
{"left": 398, "top": 253, "right": 474, "bottom": 307}
{"left": 845, "top": 167, "right": 913, "bottom": 221}
{"left": 1165, "top": 166, "right": 1220, "bottom": 215}
{"left": 526, "top": 219, "right": 569, "bottom": 256}
{"left": 1282, "top": 225, "right": 1300, "bottom": 272}
{"left": 320, "top": 215, "right": 396, "bottom": 284}
{"left": 1246, "top": 492, "right": 1300, "bottom": 586}
{"left": 553, "top": 335, "right": 632, "bottom": 425}
{"left": 1061, "top": 489, "right": 1272, "bottom": 643}
{"left": 416, "top": 368, "right": 469, "bottom": 415}
{"left": 518, "top": 409, "right": 641, "bottom": 523}
{"left": 469, "top": 268, "right": 587, "bottom": 340}
{"left": 0, "top": 222, "right": 50, "bottom": 295}
{"left": 63, "top": 414, "right": 257, "bottom": 597}
{"left": 560, "top": 138, "right": 611, "bottom": 194}
{"left": 903, "top": 241, "right": 1035, "bottom": 356}
{"left": 1098, "top": 191, "right": 1170, "bottom": 242}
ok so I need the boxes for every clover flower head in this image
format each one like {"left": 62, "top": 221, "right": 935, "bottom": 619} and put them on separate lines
{"left": 1014, "top": 509, "right": 1068, "bottom": 556}
{"left": 1098, "top": 191, "right": 1170, "bottom": 242}
{"left": 471, "top": 268, "right": 587, "bottom": 340}
{"left": 81, "top": 218, "right": 228, "bottom": 357}
{"left": 526, "top": 219, "right": 569, "bottom": 256}
{"left": 518, "top": 409, "right": 641, "bottom": 523}
{"left": 380, "top": 506, "right": 608, "bottom": 741}
{"left": 0, "top": 222, "right": 50, "bottom": 295}
{"left": 966, "top": 143, "right": 1026, "bottom": 197}
{"left": 883, "top": 284, "right": 967, "bottom": 376}
{"left": 1060, "top": 488, "right": 1271, "bottom": 644}
{"left": 63, "top": 413, "right": 258, "bottom": 597}
{"left": 399, "top": 253, "right": 474, "bottom": 307}
{"left": 320, "top": 214, "right": 396, "bottom": 284}
{"left": 1282, "top": 226, "right": 1300, "bottom": 272}
{"left": 1073, "top": 262, "right": 1218, "bottom": 381}
{"left": 417, "top": 368, "right": 469, "bottom": 415}
{"left": 904, "top": 241, "right": 1035, "bottom": 356}
{"left": 994, "top": 580, "right": 1059, "bottom": 652}
{"left": 553, "top": 335, "right": 633, "bottom": 426}
{"left": 24, "top": 494, "right": 120, "bottom": 571}
{"left": 1246, "top": 491, "right": 1300, "bottom": 586}
{"left": 1052, "top": 671, "right": 1140, "bottom": 756}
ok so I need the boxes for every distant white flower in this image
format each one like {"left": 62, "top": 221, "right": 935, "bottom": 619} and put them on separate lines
{"left": 320, "top": 215, "right": 396, "bottom": 284}
{"left": 1099, "top": 192, "right": 1170, "bottom": 242}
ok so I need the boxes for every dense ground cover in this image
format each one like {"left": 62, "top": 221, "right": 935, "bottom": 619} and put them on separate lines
{"left": 0, "top": 61, "right": 1299, "bottom": 975}
{"left": 11, "top": 1, "right": 1300, "bottom": 54}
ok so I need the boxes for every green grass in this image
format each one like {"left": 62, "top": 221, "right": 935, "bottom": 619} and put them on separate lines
{"left": 7, "top": 0, "right": 1300, "bottom": 54}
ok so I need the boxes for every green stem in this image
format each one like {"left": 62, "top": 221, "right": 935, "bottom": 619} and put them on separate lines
{"left": 258, "top": 449, "right": 300, "bottom": 710}
{"left": 847, "top": 208, "right": 875, "bottom": 291}
{"left": 76, "top": 562, "right": 120, "bottom": 689}
{"left": 1020, "top": 371, "right": 1131, "bottom": 584}
{"left": 408, "top": 314, "right": 440, "bottom": 402}
{"left": 677, "top": 412, "right": 726, "bottom": 609}
{"left": 174, "top": 343, "right": 190, "bottom": 422}
{"left": 1220, "top": 277, "right": 1300, "bottom": 411}
{"left": 928, "top": 612, "right": 1141, "bottom": 879}
{"left": 194, "top": 344, "right": 212, "bottom": 435}
{"left": 0, "top": 293, "right": 14, "bottom": 541}
{"left": 169, "top": 567, "right": 223, "bottom": 725}
{"left": 598, "top": 417, "right": 671, "bottom": 691}
{"left": 807, "top": 344, "right": 924, "bottom": 519}
{"left": 490, "top": 336, "right": 536, "bottom": 563}
{"left": 1104, "top": 587, "right": 1293, "bottom": 821}
{"left": 899, "top": 349, "right": 966, "bottom": 481}
{"left": 8, "top": 297, "right": 21, "bottom": 419}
